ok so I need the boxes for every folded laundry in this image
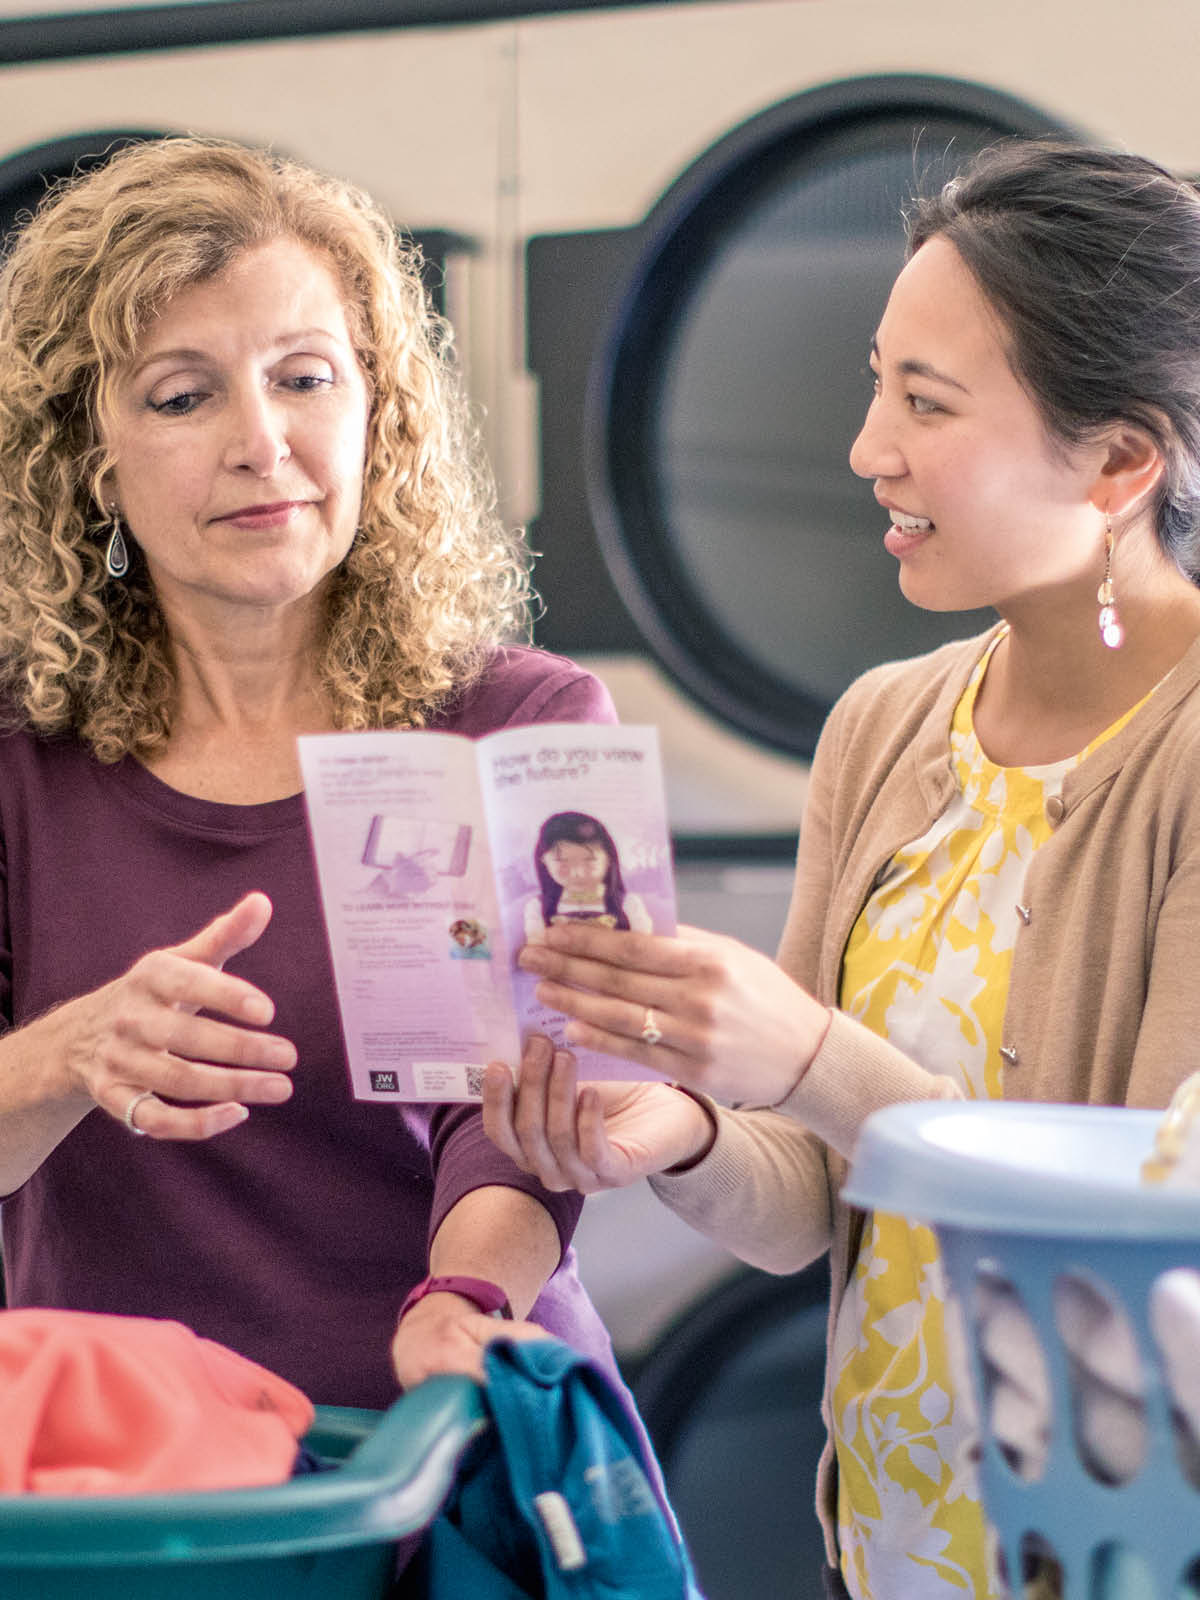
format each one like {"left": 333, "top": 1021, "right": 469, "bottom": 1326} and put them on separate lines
{"left": 969, "top": 1220, "right": 1200, "bottom": 1489}
{"left": 952, "top": 1087, "right": 1200, "bottom": 1493}
{"left": 0, "top": 1307, "right": 314, "bottom": 1495}
{"left": 1142, "top": 1071, "right": 1200, "bottom": 1185}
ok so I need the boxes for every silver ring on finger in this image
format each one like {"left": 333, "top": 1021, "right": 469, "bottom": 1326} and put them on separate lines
{"left": 640, "top": 1007, "right": 663, "bottom": 1046}
{"left": 122, "top": 1088, "right": 158, "bottom": 1137}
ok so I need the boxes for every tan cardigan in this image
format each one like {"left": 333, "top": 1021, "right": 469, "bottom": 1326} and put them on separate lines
{"left": 651, "top": 627, "right": 1200, "bottom": 1563}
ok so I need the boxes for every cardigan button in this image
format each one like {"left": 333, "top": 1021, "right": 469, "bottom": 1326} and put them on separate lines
{"left": 1045, "top": 795, "right": 1066, "bottom": 825}
{"left": 1016, "top": 904, "right": 1032, "bottom": 925}
{"left": 999, "top": 1045, "right": 1019, "bottom": 1067}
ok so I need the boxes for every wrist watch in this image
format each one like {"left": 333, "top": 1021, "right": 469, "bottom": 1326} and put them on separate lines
{"left": 398, "top": 1273, "right": 514, "bottom": 1322}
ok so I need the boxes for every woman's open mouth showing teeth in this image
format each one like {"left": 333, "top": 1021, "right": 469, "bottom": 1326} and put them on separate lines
{"left": 883, "top": 511, "right": 935, "bottom": 559}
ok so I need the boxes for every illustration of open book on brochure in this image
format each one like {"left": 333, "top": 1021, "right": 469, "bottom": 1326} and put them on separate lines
{"left": 299, "top": 720, "right": 676, "bottom": 1102}
{"left": 362, "top": 816, "right": 472, "bottom": 897}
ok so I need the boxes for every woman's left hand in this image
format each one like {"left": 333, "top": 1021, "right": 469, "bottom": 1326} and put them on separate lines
{"left": 517, "top": 922, "right": 831, "bottom": 1107}
{"left": 390, "top": 1294, "right": 547, "bottom": 1388}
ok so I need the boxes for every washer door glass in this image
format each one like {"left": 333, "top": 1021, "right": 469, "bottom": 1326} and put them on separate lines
{"left": 0, "top": 132, "right": 165, "bottom": 251}
{"left": 590, "top": 79, "right": 1077, "bottom": 756}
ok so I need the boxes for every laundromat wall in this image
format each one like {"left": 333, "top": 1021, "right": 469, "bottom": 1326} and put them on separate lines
{"left": 0, "top": 0, "right": 1192, "bottom": 1217}
{"left": 0, "top": 12, "right": 1194, "bottom": 1592}
{"left": 4, "top": 0, "right": 1194, "bottom": 860}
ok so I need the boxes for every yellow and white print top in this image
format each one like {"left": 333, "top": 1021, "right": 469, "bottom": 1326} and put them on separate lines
{"left": 830, "top": 633, "right": 1146, "bottom": 1600}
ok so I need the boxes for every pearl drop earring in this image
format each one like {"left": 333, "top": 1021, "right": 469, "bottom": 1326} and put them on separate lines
{"left": 1098, "top": 514, "right": 1124, "bottom": 650}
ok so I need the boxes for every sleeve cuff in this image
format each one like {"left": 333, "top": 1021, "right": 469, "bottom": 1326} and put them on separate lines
{"left": 428, "top": 1112, "right": 583, "bottom": 1264}
{"left": 649, "top": 1093, "right": 831, "bottom": 1274}
{"left": 772, "top": 1007, "right": 963, "bottom": 1160}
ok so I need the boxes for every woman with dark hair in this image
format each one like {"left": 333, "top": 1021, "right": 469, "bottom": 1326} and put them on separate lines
{"left": 0, "top": 135, "right": 628, "bottom": 1419}
{"left": 486, "top": 140, "right": 1200, "bottom": 1598}
{"left": 523, "top": 811, "right": 651, "bottom": 943}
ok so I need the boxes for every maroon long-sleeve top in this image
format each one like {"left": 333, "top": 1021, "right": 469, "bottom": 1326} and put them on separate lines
{"left": 0, "top": 647, "right": 618, "bottom": 1408}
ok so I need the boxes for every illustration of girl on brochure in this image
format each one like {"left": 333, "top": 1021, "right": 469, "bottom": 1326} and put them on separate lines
{"left": 523, "top": 811, "right": 652, "bottom": 943}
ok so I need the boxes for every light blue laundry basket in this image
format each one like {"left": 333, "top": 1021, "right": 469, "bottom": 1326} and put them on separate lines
{"left": 844, "top": 1100, "right": 1200, "bottom": 1600}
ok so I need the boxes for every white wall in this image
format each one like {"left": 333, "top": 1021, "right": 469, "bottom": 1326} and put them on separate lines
{"left": 0, "top": 0, "right": 1193, "bottom": 1345}
{"left": 0, "top": 0, "right": 1191, "bottom": 841}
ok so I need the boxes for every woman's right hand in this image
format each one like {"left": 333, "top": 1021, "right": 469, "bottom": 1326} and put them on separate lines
{"left": 482, "top": 1034, "right": 715, "bottom": 1194}
{"left": 56, "top": 891, "right": 297, "bottom": 1140}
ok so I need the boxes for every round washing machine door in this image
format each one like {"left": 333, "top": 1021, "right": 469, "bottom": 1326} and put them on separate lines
{"left": 0, "top": 131, "right": 167, "bottom": 249}
{"left": 582, "top": 75, "right": 1079, "bottom": 757}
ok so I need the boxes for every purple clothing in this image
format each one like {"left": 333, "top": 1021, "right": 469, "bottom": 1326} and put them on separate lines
{"left": 0, "top": 647, "right": 618, "bottom": 1409}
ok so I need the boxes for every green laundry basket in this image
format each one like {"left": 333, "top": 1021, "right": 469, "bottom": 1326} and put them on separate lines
{"left": 0, "top": 1375, "right": 487, "bottom": 1599}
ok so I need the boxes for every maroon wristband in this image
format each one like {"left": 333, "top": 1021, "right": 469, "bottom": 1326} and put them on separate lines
{"left": 398, "top": 1274, "right": 514, "bottom": 1322}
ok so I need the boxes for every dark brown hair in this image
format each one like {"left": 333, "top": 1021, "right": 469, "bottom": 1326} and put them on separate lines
{"left": 533, "top": 812, "right": 629, "bottom": 928}
{"left": 909, "top": 140, "right": 1200, "bottom": 581}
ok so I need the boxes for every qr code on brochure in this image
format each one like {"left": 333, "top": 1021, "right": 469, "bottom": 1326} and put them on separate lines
{"left": 411, "top": 1062, "right": 486, "bottom": 1100}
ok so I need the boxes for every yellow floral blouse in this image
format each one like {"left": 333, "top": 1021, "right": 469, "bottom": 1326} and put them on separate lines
{"left": 830, "top": 633, "right": 1147, "bottom": 1599}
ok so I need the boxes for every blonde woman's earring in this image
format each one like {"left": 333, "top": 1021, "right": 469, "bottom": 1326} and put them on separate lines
{"left": 1098, "top": 514, "right": 1124, "bottom": 650}
{"left": 105, "top": 507, "right": 130, "bottom": 580}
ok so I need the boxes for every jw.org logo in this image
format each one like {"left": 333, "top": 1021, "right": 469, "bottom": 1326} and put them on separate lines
{"left": 369, "top": 1071, "right": 399, "bottom": 1093}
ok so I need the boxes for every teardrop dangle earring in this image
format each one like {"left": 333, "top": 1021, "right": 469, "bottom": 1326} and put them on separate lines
{"left": 1098, "top": 513, "right": 1124, "bottom": 650}
{"left": 104, "top": 506, "right": 130, "bottom": 580}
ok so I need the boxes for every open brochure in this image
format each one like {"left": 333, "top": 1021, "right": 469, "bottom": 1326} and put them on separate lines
{"left": 298, "top": 723, "right": 676, "bottom": 1102}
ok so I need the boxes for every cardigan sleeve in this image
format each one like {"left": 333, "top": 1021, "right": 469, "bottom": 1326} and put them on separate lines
{"left": 773, "top": 660, "right": 962, "bottom": 1156}
{"left": 1125, "top": 823, "right": 1200, "bottom": 1110}
{"left": 648, "top": 662, "right": 962, "bottom": 1269}
{"left": 647, "top": 701, "right": 845, "bottom": 1272}
{"left": 649, "top": 1100, "right": 832, "bottom": 1274}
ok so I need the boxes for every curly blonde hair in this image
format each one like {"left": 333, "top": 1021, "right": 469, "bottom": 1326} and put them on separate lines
{"left": 0, "top": 136, "right": 532, "bottom": 760}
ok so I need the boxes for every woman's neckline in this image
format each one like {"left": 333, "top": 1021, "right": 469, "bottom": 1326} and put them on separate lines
{"left": 968, "top": 622, "right": 1180, "bottom": 770}
{"left": 112, "top": 751, "right": 305, "bottom": 834}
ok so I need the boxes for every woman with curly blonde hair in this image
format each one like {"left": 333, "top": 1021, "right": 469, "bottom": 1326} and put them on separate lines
{"left": 0, "top": 135, "right": 529, "bottom": 757}
{"left": 0, "top": 136, "right": 621, "bottom": 1416}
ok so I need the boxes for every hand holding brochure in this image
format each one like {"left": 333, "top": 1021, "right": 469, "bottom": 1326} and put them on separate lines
{"left": 298, "top": 723, "right": 676, "bottom": 1101}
